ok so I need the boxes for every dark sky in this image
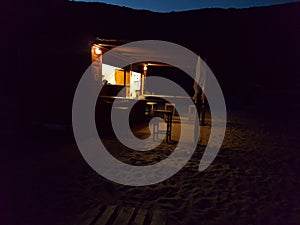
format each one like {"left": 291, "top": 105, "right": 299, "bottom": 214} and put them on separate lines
{"left": 75, "top": 0, "right": 297, "bottom": 12}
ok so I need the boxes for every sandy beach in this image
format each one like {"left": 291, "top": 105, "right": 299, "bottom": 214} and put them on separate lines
{"left": 4, "top": 1, "right": 299, "bottom": 224}
{"left": 7, "top": 103, "right": 300, "bottom": 225}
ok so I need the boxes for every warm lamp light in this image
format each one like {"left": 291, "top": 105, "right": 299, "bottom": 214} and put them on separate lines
{"left": 143, "top": 65, "right": 148, "bottom": 71}
{"left": 95, "top": 48, "right": 102, "bottom": 55}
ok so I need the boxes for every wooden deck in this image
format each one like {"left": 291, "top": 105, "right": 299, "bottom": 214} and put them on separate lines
{"left": 74, "top": 205, "right": 167, "bottom": 225}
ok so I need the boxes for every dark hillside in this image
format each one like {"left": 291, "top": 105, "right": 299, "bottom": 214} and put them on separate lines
{"left": 4, "top": 1, "right": 300, "bottom": 123}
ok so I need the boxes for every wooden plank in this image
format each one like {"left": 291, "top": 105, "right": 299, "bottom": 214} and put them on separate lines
{"left": 150, "top": 211, "right": 166, "bottom": 225}
{"left": 74, "top": 206, "right": 101, "bottom": 225}
{"left": 94, "top": 205, "right": 117, "bottom": 225}
{"left": 132, "top": 208, "right": 147, "bottom": 225}
{"left": 112, "top": 207, "right": 135, "bottom": 225}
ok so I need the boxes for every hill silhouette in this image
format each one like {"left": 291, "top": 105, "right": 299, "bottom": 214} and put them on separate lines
{"left": 5, "top": 1, "right": 300, "bottom": 124}
{"left": 2, "top": 3, "right": 300, "bottom": 224}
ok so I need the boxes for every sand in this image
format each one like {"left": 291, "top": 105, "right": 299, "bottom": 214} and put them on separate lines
{"left": 7, "top": 107, "right": 300, "bottom": 225}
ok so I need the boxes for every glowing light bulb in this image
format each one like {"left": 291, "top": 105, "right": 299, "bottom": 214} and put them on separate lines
{"left": 95, "top": 48, "right": 102, "bottom": 55}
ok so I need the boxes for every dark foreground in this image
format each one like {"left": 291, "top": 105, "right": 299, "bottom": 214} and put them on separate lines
{"left": 4, "top": 99, "right": 300, "bottom": 225}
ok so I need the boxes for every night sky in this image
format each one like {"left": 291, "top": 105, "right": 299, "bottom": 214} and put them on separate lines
{"left": 74, "top": 0, "right": 297, "bottom": 12}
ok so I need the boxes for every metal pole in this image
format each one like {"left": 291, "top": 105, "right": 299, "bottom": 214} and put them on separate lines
{"left": 201, "top": 92, "right": 206, "bottom": 126}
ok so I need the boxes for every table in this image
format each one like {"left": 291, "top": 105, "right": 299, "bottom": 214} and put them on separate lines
{"left": 146, "top": 102, "right": 157, "bottom": 114}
